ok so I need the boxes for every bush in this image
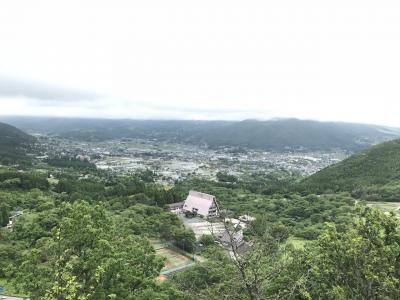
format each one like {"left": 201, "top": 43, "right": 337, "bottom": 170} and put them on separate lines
{"left": 199, "top": 234, "right": 214, "bottom": 246}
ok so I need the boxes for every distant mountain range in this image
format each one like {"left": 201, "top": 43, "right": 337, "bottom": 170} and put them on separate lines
{"left": 0, "top": 121, "right": 35, "bottom": 165}
{"left": 1, "top": 116, "right": 400, "bottom": 152}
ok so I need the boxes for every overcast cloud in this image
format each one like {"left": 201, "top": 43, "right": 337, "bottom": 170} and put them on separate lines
{"left": 1, "top": 0, "right": 400, "bottom": 125}
{"left": 0, "top": 76, "right": 101, "bottom": 105}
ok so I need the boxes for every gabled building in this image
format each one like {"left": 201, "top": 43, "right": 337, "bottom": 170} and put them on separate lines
{"left": 166, "top": 202, "right": 184, "bottom": 214}
{"left": 183, "top": 191, "right": 220, "bottom": 218}
{"left": 216, "top": 229, "right": 244, "bottom": 246}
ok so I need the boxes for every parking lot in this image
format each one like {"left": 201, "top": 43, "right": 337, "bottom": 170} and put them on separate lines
{"left": 179, "top": 215, "right": 225, "bottom": 238}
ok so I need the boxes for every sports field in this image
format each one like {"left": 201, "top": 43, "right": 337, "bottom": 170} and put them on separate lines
{"left": 150, "top": 239, "right": 195, "bottom": 275}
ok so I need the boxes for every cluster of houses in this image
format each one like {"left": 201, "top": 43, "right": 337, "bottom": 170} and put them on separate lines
{"left": 167, "top": 191, "right": 255, "bottom": 251}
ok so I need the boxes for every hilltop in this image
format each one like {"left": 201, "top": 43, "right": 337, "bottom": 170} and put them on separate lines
{"left": 1, "top": 117, "right": 399, "bottom": 152}
{"left": 0, "top": 122, "right": 35, "bottom": 165}
{"left": 299, "top": 139, "right": 400, "bottom": 200}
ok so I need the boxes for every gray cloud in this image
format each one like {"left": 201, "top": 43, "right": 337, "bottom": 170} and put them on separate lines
{"left": 0, "top": 76, "right": 101, "bottom": 104}
{"left": 129, "top": 101, "right": 264, "bottom": 115}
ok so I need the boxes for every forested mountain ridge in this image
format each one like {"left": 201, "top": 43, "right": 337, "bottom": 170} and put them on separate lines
{"left": 0, "top": 122, "right": 35, "bottom": 165}
{"left": 195, "top": 119, "right": 399, "bottom": 151}
{"left": 2, "top": 116, "right": 399, "bottom": 151}
{"left": 299, "top": 139, "right": 400, "bottom": 200}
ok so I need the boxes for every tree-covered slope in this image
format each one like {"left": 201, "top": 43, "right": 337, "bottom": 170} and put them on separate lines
{"left": 0, "top": 122, "right": 35, "bottom": 165}
{"left": 299, "top": 139, "right": 400, "bottom": 196}
{"left": 201, "top": 119, "right": 399, "bottom": 151}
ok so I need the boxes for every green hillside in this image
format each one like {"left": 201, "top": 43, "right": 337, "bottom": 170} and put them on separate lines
{"left": 201, "top": 119, "right": 399, "bottom": 151}
{"left": 0, "top": 122, "right": 35, "bottom": 165}
{"left": 299, "top": 139, "right": 400, "bottom": 200}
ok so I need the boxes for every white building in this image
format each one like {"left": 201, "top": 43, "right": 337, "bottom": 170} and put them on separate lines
{"left": 183, "top": 191, "right": 220, "bottom": 218}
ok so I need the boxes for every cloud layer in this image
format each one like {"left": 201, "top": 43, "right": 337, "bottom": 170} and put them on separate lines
{"left": 0, "top": 77, "right": 101, "bottom": 105}
{"left": 1, "top": 1, "right": 400, "bottom": 126}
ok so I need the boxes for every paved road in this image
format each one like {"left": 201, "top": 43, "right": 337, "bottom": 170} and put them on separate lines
{"left": 0, "top": 296, "right": 25, "bottom": 300}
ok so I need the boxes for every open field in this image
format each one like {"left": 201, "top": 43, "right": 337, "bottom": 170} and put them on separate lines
{"left": 157, "top": 247, "right": 193, "bottom": 271}
{"left": 366, "top": 201, "right": 400, "bottom": 216}
{"left": 149, "top": 240, "right": 195, "bottom": 275}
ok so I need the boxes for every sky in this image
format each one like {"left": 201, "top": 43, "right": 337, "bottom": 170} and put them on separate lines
{"left": 1, "top": 0, "right": 400, "bottom": 126}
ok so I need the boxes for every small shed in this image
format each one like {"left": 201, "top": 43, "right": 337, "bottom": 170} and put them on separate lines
{"left": 166, "top": 202, "right": 184, "bottom": 214}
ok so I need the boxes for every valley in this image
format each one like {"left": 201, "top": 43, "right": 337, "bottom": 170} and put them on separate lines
{"left": 36, "top": 135, "right": 348, "bottom": 183}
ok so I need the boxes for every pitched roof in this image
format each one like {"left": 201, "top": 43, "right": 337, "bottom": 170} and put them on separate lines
{"left": 183, "top": 191, "right": 217, "bottom": 216}
{"left": 217, "top": 229, "right": 244, "bottom": 244}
